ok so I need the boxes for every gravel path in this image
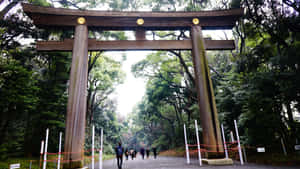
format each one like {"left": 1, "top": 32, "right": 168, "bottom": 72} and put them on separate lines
{"left": 91, "top": 156, "right": 299, "bottom": 169}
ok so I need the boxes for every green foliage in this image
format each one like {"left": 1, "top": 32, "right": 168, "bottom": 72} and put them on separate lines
{"left": 0, "top": 0, "right": 125, "bottom": 159}
{"left": 2, "top": 0, "right": 300, "bottom": 163}
{"left": 52, "top": 0, "right": 211, "bottom": 11}
{"left": 125, "top": 0, "right": 300, "bottom": 157}
{"left": 85, "top": 52, "right": 125, "bottom": 154}
{"left": 0, "top": 56, "right": 40, "bottom": 159}
{"left": 28, "top": 0, "right": 51, "bottom": 6}
{"left": 215, "top": 0, "right": 300, "bottom": 153}
{"left": 128, "top": 49, "right": 198, "bottom": 151}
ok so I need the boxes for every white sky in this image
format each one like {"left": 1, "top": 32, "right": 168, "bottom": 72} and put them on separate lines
{"left": 107, "top": 51, "right": 150, "bottom": 118}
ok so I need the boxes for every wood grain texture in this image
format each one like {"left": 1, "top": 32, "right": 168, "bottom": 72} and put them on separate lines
{"left": 135, "top": 28, "right": 146, "bottom": 40}
{"left": 64, "top": 24, "right": 88, "bottom": 169}
{"left": 22, "top": 3, "right": 243, "bottom": 30}
{"left": 191, "top": 26, "right": 224, "bottom": 155}
{"left": 36, "top": 39, "right": 235, "bottom": 51}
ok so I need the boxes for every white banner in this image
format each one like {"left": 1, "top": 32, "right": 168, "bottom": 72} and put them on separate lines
{"left": 257, "top": 147, "right": 265, "bottom": 152}
{"left": 10, "top": 164, "right": 20, "bottom": 169}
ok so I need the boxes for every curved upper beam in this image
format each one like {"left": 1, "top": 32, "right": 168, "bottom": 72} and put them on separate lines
{"left": 22, "top": 3, "right": 243, "bottom": 30}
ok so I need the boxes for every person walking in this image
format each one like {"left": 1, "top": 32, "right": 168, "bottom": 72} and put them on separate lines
{"left": 153, "top": 147, "right": 157, "bottom": 159}
{"left": 115, "top": 142, "right": 124, "bottom": 169}
{"left": 130, "top": 149, "right": 134, "bottom": 160}
{"left": 125, "top": 148, "right": 129, "bottom": 160}
{"left": 140, "top": 147, "right": 145, "bottom": 159}
{"left": 134, "top": 149, "right": 137, "bottom": 158}
{"left": 146, "top": 148, "right": 150, "bottom": 158}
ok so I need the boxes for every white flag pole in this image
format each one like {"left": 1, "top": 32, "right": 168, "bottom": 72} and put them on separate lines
{"left": 195, "top": 120, "right": 202, "bottom": 166}
{"left": 57, "top": 132, "right": 62, "bottom": 169}
{"left": 43, "top": 128, "right": 49, "bottom": 169}
{"left": 230, "top": 131, "right": 235, "bottom": 142}
{"left": 40, "top": 141, "right": 44, "bottom": 168}
{"left": 234, "top": 120, "right": 244, "bottom": 165}
{"left": 183, "top": 124, "right": 190, "bottom": 164}
{"left": 221, "top": 124, "right": 229, "bottom": 158}
{"left": 40, "top": 141, "right": 44, "bottom": 155}
{"left": 242, "top": 146, "right": 247, "bottom": 163}
{"left": 99, "top": 128, "right": 103, "bottom": 169}
{"left": 280, "top": 138, "right": 287, "bottom": 156}
{"left": 92, "top": 125, "right": 95, "bottom": 169}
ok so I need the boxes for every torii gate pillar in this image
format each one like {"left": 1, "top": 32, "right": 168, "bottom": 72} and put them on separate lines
{"left": 64, "top": 19, "right": 88, "bottom": 168}
{"left": 191, "top": 26, "right": 224, "bottom": 157}
{"left": 22, "top": 2, "right": 243, "bottom": 163}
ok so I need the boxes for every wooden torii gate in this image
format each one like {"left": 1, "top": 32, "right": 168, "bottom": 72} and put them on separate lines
{"left": 22, "top": 3, "right": 243, "bottom": 168}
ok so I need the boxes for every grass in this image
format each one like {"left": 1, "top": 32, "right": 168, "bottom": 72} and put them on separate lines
{"left": 0, "top": 154, "right": 115, "bottom": 169}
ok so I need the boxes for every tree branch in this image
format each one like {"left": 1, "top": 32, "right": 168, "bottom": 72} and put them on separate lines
{"left": 169, "top": 50, "right": 195, "bottom": 85}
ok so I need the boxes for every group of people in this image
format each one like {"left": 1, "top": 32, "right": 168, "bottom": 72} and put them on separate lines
{"left": 115, "top": 142, "right": 158, "bottom": 169}
{"left": 124, "top": 147, "right": 157, "bottom": 160}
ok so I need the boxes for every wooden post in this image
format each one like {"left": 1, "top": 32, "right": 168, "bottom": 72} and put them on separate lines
{"left": 64, "top": 18, "right": 89, "bottom": 169}
{"left": 190, "top": 26, "right": 224, "bottom": 158}
{"left": 135, "top": 28, "right": 146, "bottom": 40}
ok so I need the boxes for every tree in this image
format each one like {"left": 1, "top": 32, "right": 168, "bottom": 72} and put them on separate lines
{"left": 215, "top": 0, "right": 300, "bottom": 152}
{"left": 87, "top": 53, "right": 125, "bottom": 126}
{"left": 0, "top": 57, "right": 39, "bottom": 159}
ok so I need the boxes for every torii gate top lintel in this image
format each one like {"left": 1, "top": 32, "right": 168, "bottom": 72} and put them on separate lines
{"left": 22, "top": 4, "right": 244, "bottom": 168}
{"left": 22, "top": 3, "right": 243, "bottom": 31}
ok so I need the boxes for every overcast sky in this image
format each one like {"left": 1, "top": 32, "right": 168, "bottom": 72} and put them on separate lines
{"left": 107, "top": 51, "right": 150, "bottom": 118}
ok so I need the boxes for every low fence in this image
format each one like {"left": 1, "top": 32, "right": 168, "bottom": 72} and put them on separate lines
{"left": 7, "top": 126, "right": 104, "bottom": 169}
{"left": 183, "top": 120, "right": 244, "bottom": 166}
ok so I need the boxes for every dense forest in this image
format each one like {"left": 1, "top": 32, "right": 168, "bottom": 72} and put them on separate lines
{"left": 0, "top": 0, "right": 299, "bottom": 163}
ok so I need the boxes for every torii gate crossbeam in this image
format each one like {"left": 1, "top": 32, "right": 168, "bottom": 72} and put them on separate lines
{"left": 22, "top": 3, "right": 243, "bottom": 169}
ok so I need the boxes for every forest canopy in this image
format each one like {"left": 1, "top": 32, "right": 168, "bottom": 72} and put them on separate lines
{"left": 0, "top": 0, "right": 299, "bottom": 162}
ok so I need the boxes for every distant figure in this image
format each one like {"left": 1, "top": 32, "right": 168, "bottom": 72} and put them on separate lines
{"left": 153, "top": 147, "right": 157, "bottom": 159}
{"left": 115, "top": 142, "right": 124, "bottom": 169}
{"left": 134, "top": 149, "right": 137, "bottom": 158}
{"left": 140, "top": 147, "right": 145, "bottom": 159}
{"left": 130, "top": 149, "right": 134, "bottom": 160}
{"left": 125, "top": 148, "right": 129, "bottom": 160}
{"left": 146, "top": 148, "right": 150, "bottom": 158}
